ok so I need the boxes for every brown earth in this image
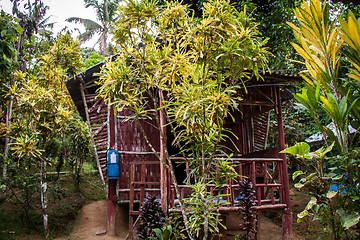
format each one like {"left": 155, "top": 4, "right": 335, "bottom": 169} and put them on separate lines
{"left": 54, "top": 200, "right": 129, "bottom": 240}
{"left": 55, "top": 196, "right": 307, "bottom": 240}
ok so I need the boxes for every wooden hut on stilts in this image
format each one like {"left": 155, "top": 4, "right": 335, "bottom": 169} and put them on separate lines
{"left": 66, "top": 60, "right": 300, "bottom": 239}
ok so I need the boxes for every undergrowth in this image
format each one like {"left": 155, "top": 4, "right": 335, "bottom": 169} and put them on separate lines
{"left": 0, "top": 172, "right": 104, "bottom": 239}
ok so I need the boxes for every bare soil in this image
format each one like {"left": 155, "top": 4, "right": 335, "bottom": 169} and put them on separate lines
{"left": 55, "top": 193, "right": 308, "bottom": 240}
{"left": 54, "top": 201, "right": 129, "bottom": 240}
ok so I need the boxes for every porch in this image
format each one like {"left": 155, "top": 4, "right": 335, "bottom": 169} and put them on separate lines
{"left": 127, "top": 152, "right": 291, "bottom": 239}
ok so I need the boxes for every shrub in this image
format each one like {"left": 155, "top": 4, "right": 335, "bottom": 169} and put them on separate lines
{"left": 136, "top": 195, "right": 166, "bottom": 239}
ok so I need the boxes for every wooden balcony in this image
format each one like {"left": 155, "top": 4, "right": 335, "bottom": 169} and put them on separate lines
{"left": 127, "top": 156, "right": 290, "bottom": 239}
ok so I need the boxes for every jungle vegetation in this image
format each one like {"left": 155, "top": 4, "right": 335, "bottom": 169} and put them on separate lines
{"left": 0, "top": 0, "right": 360, "bottom": 239}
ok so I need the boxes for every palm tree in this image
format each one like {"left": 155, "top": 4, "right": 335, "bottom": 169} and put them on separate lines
{"left": 66, "top": 0, "right": 120, "bottom": 56}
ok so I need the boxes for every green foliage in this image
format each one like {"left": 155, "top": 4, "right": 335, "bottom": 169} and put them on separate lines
{"left": 280, "top": 97, "right": 322, "bottom": 148}
{"left": 99, "top": 0, "right": 269, "bottom": 238}
{"left": 63, "top": 116, "right": 94, "bottom": 192}
{"left": 0, "top": 11, "right": 22, "bottom": 81}
{"left": 148, "top": 225, "right": 175, "bottom": 240}
{"left": 9, "top": 31, "right": 84, "bottom": 159}
{"left": 0, "top": 206, "right": 42, "bottom": 238}
{"left": 158, "top": 0, "right": 300, "bottom": 70}
{"left": 8, "top": 0, "right": 54, "bottom": 73}
{"left": 4, "top": 167, "right": 40, "bottom": 227}
{"left": 339, "top": 11, "right": 360, "bottom": 83}
{"left": 183, "top": 183, "right": 226, "bottom": 238}
{"left": 168, "top": 213, "right": 187, "bottom": 239}
{"left": 283, "top": 141, "right": 360, "bottom": 238}
{"left": 3, "top": 31, "right": 89, "bottom": 238}
{"left": 254, "top": 0, "right": 300, "bottom": 71}
{"left": 288, "top": 0, "right": 359, "bottom": 153}
{"left": 338, "top": 11, "right": 360, "bottom": 130}
{"left": 212, "top": 157, "right": 241, "bottom": 187}
{"left": 282, "top": 142, "right": 360, "bottom": 239}
{"left": 337, "top": 208, "right": 360, "bottom": 230}
{"left": 48, "top": 32, "right": 83, "bottom": 78}
{"left": 82, "top": 51, "right": 105, "bottom": 69}
{"left": 281, "top": 142, "right": 311, "bottom": 158}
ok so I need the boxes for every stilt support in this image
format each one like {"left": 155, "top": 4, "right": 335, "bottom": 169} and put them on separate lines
{"left": 107, "top": 179, "right": 117, "bottom": 236}
{"left": 282, "top": 208, "right": 293, "bottom": 240}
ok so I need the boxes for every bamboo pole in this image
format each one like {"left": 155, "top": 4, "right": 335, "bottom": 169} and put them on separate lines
{"left": 80, "top": 83, "right": 107, "bottom": 196}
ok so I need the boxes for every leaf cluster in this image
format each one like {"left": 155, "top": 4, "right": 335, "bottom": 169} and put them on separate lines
{"left": 235, "top": 178, "right": 257, "bottom": 240}
{"left": 137, "top": 195, "right": 166, "bottom": 239}
{"left": 183, "top": 183, "right": 226, "bottom": 238}
{"left": 99, "top": 0, "right": 270, "bottom": 238}
{"left": 0, "top": 11, "right": 23, "bottom": 83}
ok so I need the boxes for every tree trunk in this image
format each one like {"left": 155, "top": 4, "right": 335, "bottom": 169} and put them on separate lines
{"left": 40, "top": 158, "right": 49, "bottom": 239}
{"left": 2, "top": 97, "right": 14, "bottom": 179}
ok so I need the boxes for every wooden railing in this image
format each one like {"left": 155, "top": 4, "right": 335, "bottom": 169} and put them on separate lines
{"left": 168, "top": 157, "right": 287, "bottom": 211}
{"left": 128, "top": 157, "right": 289, "bottom": 238}
{"left": 128, "top": 161, "right": 161, "bottom": 239}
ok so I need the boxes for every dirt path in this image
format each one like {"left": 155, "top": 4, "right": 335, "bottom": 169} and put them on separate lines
{"left": 55, "top": 201, "right": 128, "bottom": 240}
{"left": 58, "top": 201, "right": 303, "bottom": 239}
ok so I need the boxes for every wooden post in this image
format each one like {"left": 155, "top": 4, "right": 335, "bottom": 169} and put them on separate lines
{"left": 107, "top": 101, "right": 117, "bottom": 236}
{"left": 159, "top": 91, "right": 168, "bottom": 213}
{"left": 129, "top": 164, "right": 135, "bottom": 238}
{"left": 276, "top": 87, "right": 292, "bottom": 239}
{"left": 221, "top": 214, "right": 227, "bottom": 240}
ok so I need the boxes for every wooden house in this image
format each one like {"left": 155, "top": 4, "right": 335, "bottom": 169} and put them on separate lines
{"left": 66, "top": 60, "right": 300, "bottom": 239}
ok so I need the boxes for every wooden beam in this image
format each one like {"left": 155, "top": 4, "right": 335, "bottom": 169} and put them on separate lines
{"left": 238, "top": 101, "right": 276, "bottom": 107}
{"left": 117, "top": 151, "right": 160, "bottom": 155}
{"left": 170, "top": 157, "right": 284, "bottom": 162}
{"left": 169, "top": 204, "right": 287, "bottom": 213}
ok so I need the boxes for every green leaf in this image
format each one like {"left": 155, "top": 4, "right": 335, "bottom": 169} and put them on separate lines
{"left": 163, "top": 226, "right": 171, "bottom": 240}
{"left": 326, "top": 191, "right": 337, "bottom": 199}
{"left": 280, "top": 142, "right": 310, "bottom": 157}
{"left": 305, "top": 197, "right": 317, "bottom": 210}
{"left": 153, "top": 228, "right": 163, "bottom": 239}
{"left": 331, "top": 174, "right": 343, "bottom": 180}
{"left": 297, "top": 209, "right": 310, "bottom": 219}
{"left": 312, "top": 204, "right": 320, "bottom": 213}
{"left": 305, "top": 173, "right": 317, "bottom": 181}
{"left": 292, "top": 170, "right": 304, "bottom": 180}
{"left": 297, "top": 216, "right": 306, "bottom": 223}
{"left": 294, "top": 182, "right": 305, "bottom": 188}
{"left": 319, "top": 141, "right": 335, "bottom": 156}
{"left": 326, "top": 172, "right": 337, "bottom": 179}
{"left": 337, "top": 209, "right": 360, "bottom": 230}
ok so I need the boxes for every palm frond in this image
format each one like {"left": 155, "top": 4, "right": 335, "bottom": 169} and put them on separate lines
{"left": 66, "top": 17, "right": 102, "bottom": 31}
{"left": 79, "top": 30, "right": 97, "bottom": 43}
{"left": 84, "top": 0, "right": 100, "bottom": 9}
